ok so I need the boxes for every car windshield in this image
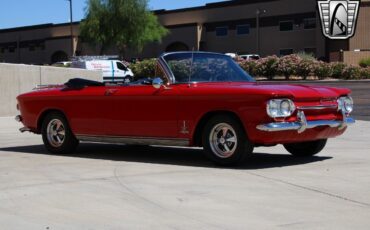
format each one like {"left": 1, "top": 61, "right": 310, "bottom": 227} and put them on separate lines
{"left": 163, "top": 52, "right": 255, "bottom": 83}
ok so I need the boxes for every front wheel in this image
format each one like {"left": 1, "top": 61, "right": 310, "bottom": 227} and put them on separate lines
{"left": 41, "top": 112, "right": 79, "bottom": 154}
{"left": 284, "top": 139, "right": 327, "bottom": 157}
{"left": 124, "top": 75, "right": 133, "bottom": 83}
{"left": 202, "top": 115, "right": 254, "bottom": 166}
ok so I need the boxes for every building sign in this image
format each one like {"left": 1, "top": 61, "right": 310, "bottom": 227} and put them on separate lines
{"left": 318, "top": 0, "right": 360, "bottom": 39}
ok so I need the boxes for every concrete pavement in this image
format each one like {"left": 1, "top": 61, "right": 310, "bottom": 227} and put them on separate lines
{"left": 0, "top": 117, "right": 369, "bottom": 229}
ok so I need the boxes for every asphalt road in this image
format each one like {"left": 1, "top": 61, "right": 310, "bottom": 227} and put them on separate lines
{"left": 265, "top": 80, "right": 370, "bottom": 121}
{"left": 0, "top": 117, "right": 369, "bottom": 229}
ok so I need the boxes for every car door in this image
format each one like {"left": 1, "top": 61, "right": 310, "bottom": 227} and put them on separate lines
{"left": 67, "top": 86, "right": 109, "bottom": 136}
{"left": 102, "top": 83, "right": 179, "bottom": 138}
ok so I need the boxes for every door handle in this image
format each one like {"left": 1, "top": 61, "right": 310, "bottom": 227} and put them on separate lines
{"left": 105, "top": 89, "right": 119, "bottom": 96}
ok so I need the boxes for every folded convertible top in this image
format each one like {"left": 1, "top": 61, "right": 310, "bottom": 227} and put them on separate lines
{"left": 64, "top": 78, "right": 104, "bottom": 88}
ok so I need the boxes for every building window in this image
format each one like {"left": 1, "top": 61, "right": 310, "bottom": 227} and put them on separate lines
{"left": 304, "top": 48, "right": 316, "bottom": 56}
{"left": 8, "top": 47, "right": 15, "bottom": 53}
{"left": 280, "top": 48, "right": 294, "bottom": 56}
{"left": 0, "top": 48, "right": 4, "bottom": 53}
{"left": 216, "top": 27, "right": 228, "bottom": 36}
{"left": 304, "top": 18, "right": 316, "bottom": 29}
{"left": 236, "top": 25, "right": 250, "bottom": 35}
{"left": 279, "top": 21, "right": 293, "bottom": 31}
{"left": 29, "top": 45, "right": 35, "bottom": 51}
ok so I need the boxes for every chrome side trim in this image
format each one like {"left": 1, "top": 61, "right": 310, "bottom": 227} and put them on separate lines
{"left": 76, "top": 135, "right": 190, "bottom": 147}
{"left": 297, "top": 104, "right": 338, "bottom": 110}
{"left": 33, "top": 84, "right": 64, "bottom": 90}
{"left": 257, "top": 110, "right": 355, "bottom": 132}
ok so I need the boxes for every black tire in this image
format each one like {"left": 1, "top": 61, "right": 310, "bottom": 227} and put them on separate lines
{"left": 202, "top": 115, "right": 254, "bottom": 166}
{"left": 284, "top": 139, "right": 327, "bottom": 157}
{"left": 124, "top": 75, "right": 133, "bottom": 83}
{"left": 41, "top": 112, "right": 79, "bottom": 154}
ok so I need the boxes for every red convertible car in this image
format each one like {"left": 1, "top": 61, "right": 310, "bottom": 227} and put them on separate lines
{"left": 16, "top": 52, "right": 355, "bottom": 166}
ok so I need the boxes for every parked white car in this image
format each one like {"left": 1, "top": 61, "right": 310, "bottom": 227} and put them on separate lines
{"left": 239, "top": 54, "right": 260, "bottom": 61}
{"left": 72, "top": 60, "right": 134, "bottom": 83}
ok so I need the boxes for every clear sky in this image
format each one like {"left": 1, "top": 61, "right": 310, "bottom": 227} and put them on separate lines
{"left": 0, "top": 0, "right": 227, "bottom": 29}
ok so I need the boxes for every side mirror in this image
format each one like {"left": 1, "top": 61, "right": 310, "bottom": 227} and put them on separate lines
{"left": 152, "top": 77, "right": 163, "bottom": 89}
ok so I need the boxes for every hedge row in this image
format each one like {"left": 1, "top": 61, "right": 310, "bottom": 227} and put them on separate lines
{"left": 129, "top": 58, "right": 157, "bottom": 79}
{"left": 238, "top": 54, "right": 370, "bottom": 80}
{"left": 359, "top": 57, "right": 370, "bottom": 68}
{"left": 129, "top": 54, "right": 370, "bottom": 80}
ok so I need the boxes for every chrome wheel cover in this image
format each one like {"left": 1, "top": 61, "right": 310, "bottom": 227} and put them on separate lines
{"left": 46, "top": 119, "right": 66, "bottom": 148}
{"left": 209, "top": 123, "right": 237, "bottom": 158}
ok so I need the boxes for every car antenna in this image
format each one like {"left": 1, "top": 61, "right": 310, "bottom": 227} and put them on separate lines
{"left": 188, "top": 47, "right": 195, "bottom": 87}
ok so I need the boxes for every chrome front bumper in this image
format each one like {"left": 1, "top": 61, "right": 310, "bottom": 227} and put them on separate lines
{"left": 15, "top": 115, "right": 31, "bottom": 133}
{"left": 257, "top": 111, "right": 355, "bottom": 133}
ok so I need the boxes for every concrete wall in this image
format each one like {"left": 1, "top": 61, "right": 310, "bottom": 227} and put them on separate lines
{"left": 343, "top": 51, "right": 370, "bottom": 66}
{"left": 0, "top": 63, "right": 101, "bottom": 117}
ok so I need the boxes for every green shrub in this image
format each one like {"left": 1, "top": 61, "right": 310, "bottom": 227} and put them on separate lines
{"left": 168, "top": 60, "right": 192, "bottom": 82}
{"left": 130, "top": 56, "right": 370, "bottom": 81}
{"left": 359, "top": 57, "right": 370, "bottom": 68}
{"left": 130, "top": 58, "right": 156, "bottom": 79}
{"left": 296, "top": 52, "right": 316, "bottom": 61}
{"left": 342, "top": 65, "right": 362, "bottom": 79}
{"left": 255, "top": 56, "right": 279, "bottom": 80}
{"left": 330, "top": 62, "right": 347, "bottom": 79}
{"left": 314, "top": 62, "right": 332, "bottom": 80}
{"left": 277, "top": 55, "right": 299, "bottom": 80}
{"left": 360, "top": 67, "right": 370, "bottom": 79}
{"left": 296, "top": 59, "right": 315, "bottom": 80}
{"left": 239, "top": 60, "right": 258, "bottom": 76}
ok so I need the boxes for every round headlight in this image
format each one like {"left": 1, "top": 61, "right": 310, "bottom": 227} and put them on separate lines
{"left": 267, "top": 100, "right": 279, "bottom": 117}
{"left": 338, "top": 96, "right": 354, "bottom": 114}
{"left": 280, "top": 100, "right": 292, "bottom": 116}
{"left": 343, "top": 96, "right": 354, "bottom": 113}
{"left": 337, "top": 98, "right": 344, "bottom": 111}
{"left": 267, "top": 99, "right": 295, "bottom": 118}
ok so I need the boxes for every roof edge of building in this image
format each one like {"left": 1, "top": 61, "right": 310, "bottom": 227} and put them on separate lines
{"left": 153, "top": 0, "right": 280, "bottom": 15}
{"left": 0, "top": 21, "right": 80, "bottom": 34}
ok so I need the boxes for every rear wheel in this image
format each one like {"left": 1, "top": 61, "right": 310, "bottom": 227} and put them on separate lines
{"left": 202, "top": 115, "right": 254, "bottom": 166}
{"left": 284, "top": 139, "right": 327, "bottom": 157}
{"left": 41, "top": 112, "right": 79, "bottom": 154}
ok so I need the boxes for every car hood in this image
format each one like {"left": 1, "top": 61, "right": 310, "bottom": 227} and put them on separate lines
{"left": 191, "top": 82, "right": 351, "bottom": 101}
{"left": 252, "top": 83, "right": 350, "bottom": 101}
